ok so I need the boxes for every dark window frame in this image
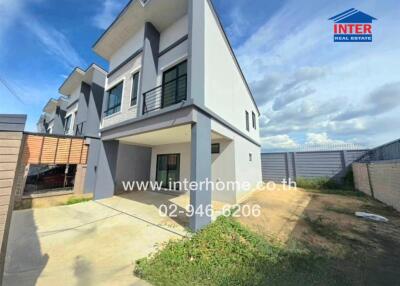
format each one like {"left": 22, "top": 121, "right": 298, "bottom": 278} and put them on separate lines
{"left": 104, "top": 81, "right": 124, "bottom": 117}
{"left": 156, "top": 153, "right": 181, "bottom": 190}
{"left": 162, "top": 60, "right": 187, "bottom": 108}
{"left": 64, "top": 114, "right": 72, "bottom": 133}
{"left": 130, "top": 71, "right": 140, "bottom": 106}
{"left": 245, "top": 111, "right": 249, "bottom": 131}
{"left": 252, "top": 111, "right": 256, "bottom": 129}
{"left": 211, "top": 143, "right": 220, "bottom": 154}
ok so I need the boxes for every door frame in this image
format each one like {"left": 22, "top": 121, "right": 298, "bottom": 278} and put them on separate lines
{"left": 155, "top": 153, "right": 181, "bottom": 189}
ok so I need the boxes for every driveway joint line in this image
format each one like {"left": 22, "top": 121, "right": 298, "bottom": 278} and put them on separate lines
{"left": 38, "top": 213, "right": 123, "bottom": 237}
{"left": 94, "top": 201, "right": 187, "bottom": 238}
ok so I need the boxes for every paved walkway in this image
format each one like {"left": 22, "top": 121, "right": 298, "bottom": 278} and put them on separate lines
{"left": 3, "top": 192, "right": 188, "bottom": 286}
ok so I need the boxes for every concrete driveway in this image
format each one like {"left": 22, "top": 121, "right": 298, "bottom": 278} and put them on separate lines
{"left": 3, "top": 191, "right": 188, "bottom": 286}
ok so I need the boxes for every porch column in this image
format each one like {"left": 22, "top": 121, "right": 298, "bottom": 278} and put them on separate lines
{"left": 190, "top": 112, "right": 212, "bottom": 231}
{"left": 93, "top": 140, "right": 119, "bottom": 200}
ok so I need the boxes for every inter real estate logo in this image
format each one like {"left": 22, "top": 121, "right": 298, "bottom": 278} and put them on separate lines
{"left": 329, "top": 8, "right": 377, "bottom": 42}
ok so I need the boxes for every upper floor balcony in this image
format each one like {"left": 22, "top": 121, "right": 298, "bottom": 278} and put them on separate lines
{"left": 142, "top": 61, "right": 187, "bottom": 115}
{"left": 94, "top": 0, "right": 190, "bottom": 131}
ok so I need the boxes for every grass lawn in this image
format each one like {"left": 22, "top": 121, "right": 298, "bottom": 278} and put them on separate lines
{"left": 65, "top": 196, "right": 92, "bottom": 205}
{"left": 135, "top": 187, "right": 400, "bottom": 286}
{"left": 135, "top": 216, "right": 347, "bottom": 286}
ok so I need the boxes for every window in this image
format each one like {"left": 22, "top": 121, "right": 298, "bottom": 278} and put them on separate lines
{"left": 130, "top": 72, "right": 140, "bottom": 106}
{"left": 252, "top": 112, "right": 256, "bottom": 129}
{"left": 156, "top": 154, "right": 180, "bottom": 189}
{"left": 73, "top": 111, "right": 78, "bottom": 133}
{"left": 162, "top": 61, "right": 187, "bottom": 108}
{"left": 64, "top": 115, "right": 72, "bottom": 133}
{"left": 249, "top": 153, "right": 253, "bottom": 162}
{"left": 245, "top": 111, "right": 249, "bottom": 131}
{"left": 105, "top": 81, "right": 123, "bottom": 116}
{"left": 211, "top": 143, "right": 220, "bottom": 154}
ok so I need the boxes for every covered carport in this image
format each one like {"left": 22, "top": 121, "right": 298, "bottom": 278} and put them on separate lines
{"left": 95, "top": 107, "right": 224, "bottom": 231}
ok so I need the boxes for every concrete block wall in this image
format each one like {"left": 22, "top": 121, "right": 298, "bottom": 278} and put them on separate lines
{"left": 0, "top": 114, "right": 26, "bottom": 282}
{"left": 352, "top": 163, "right": 372, "bottom": 196}
{"left": 0, "top": 132, "right": 24, "bottom": 247}
{"left": 353, "top": 160, "right": 400, "bottom": 212}
{"left": 73, "top": 165, "right": 87, "bottom": 195}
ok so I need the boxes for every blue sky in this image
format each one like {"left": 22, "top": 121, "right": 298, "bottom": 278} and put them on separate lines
{"left": 0, "top": 0, "right": 399, "bottom": 151}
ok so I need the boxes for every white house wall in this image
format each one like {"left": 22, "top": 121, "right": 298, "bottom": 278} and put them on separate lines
{"left": 68, "top": 85, "right": 81, "bottom": 103}
{"left": 211, "top": 139, "right": 236, "bottom": 203}
{"left": 233, "top": 133, "right": 262, "bottom": 201}
{"left": 203, "top": 1, "right": 259, "bottom": 143}
{"left": 211, "top": 119, "right": 261, "bottom": 202}
{"left": 109, "top": 26, "right": 145, "bottom": 71}
{"left": 157, "top": 42, "right": 188, "bottom": 86}
{"left": 159, "top": 15, "right": 188, "bottom": 52}
{"left": 102, "top": 54, "right": 143, "bottom": 129}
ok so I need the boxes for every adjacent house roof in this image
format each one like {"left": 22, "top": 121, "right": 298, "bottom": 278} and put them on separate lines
{"left": 92, "top": 0, "right": 187, "bottom": 60}
{"left": 42, "top": 98, "right": 59, "bottom": 114}
{"left": 329, "top": 8, "right": 377, "bottom": 23}
{"left": 59, "top": 64, "right": 107, "bottom": 96}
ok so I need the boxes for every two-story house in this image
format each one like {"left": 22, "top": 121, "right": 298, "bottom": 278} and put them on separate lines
{"left": 36, "top": 64, "right": 107, "bottom": 196}
{"left": 37, "top": 97, "right": 68, "bottom": 134}
{"left": 37, "top": 64, "right": 106, "bottom": 137}
{"left": 90, "top": 0, "right": 262, "bottom": 231}
{"left": 58, "top": 64, "right": 107, "bottom": 137}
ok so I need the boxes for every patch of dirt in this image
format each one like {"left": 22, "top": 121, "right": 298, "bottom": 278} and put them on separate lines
{"left": 237, "top": 185, "right": 400, "bottom": 285}
{"left": 237, "top": 186, "right": 312, "bottom": 242}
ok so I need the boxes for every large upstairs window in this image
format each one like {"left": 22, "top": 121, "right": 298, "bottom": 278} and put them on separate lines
{"left": 105, "top": 81, "right": 123, "bottom": 116}
{"left": 162, "top": 60, "right": 187, "bottom": 108}
{"left": 142, "top": 60, "right": 187, "bottom": 115}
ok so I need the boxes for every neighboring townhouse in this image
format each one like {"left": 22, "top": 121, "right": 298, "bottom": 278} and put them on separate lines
{"left": 34, "top": 64, "right": 106, "bottom": 196}
{"left": 37, "top": 97, "right": 68, "bottom": 134}
{"left": 91, "top": 0, "right": 262, "bottom": 230}
{"left": 58, "top": 64, "right": 107, "bottom": 137}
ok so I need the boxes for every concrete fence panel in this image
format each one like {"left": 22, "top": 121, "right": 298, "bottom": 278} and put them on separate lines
{"left": 261, "top": 149, "right": 368, "bottom": 183}
{"left": 368, "top": 160, "right": 400, "bottom": 211}
{"left": 353, "top": 160, "right": 400, "bottom": 212}
{"left": 352, "top": 163, "right": 372, "bottom": 196}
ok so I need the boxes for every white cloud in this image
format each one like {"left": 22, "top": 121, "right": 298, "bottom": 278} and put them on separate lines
{"left": 23, "top": 15, "right": 86, "bottom": 68}
{"left": 232, "top": 0, "right": 400, "bottom": 150}
{"left": 334, "top": 81, "right": 400, "bottom": 121}
{"left": 305, "top": 132, "right": 344, "bottom": 145}
{"left": 0, "top": 0, "right": 85, "bottom": 69}
{"left": 262, "top": 135, "right": 298, "bottom": 150}
{"left": 0, "top": 0, "right": 24, "bottom": 45}
{"left": 92, "top": 0, "right": 126, "bottom": 30}
{"left": 225, "top": 5, "right": 250, "bottom": 46}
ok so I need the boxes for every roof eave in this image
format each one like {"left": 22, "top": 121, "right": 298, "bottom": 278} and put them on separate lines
{"left": 92, "top": 0, "right": 137, "bottom": 60}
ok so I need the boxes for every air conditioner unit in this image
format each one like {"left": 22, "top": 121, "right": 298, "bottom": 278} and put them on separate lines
{"left": 140, "top": 0, "right": 151, "bottom": 7}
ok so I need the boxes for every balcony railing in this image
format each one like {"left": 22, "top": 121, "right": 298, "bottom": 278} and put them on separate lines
{"left": 142, "top": 74, "right": 187, "bottom": 115}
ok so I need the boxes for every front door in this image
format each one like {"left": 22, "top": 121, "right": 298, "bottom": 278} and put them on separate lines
{"left": 156, "top": 154, "right": 180, "bottom": 189}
